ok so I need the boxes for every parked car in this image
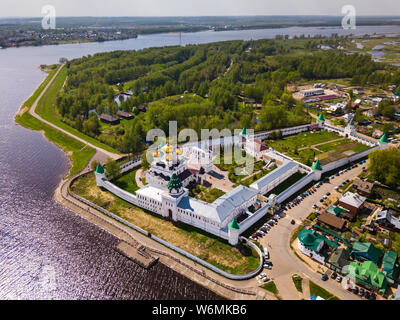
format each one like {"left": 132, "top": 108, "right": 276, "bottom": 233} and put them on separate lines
{"left": 364, "top": 291, "right": 370, "bottom": 299}
{"left": 369, "top": 293, "right": 376, "bottom": 300}
{"left": 252, "top": 233, "right": 258, "bottom": 239}
{"left": 262, "top": 276, "right": 270, "bottom": 283}
{"left": 359, "top": 288, "right": 365, "bottom": 297}
{"left": 352, "top": 287, "right": 359, "bottom": 295}
{"left": 264, "top": 248, "right": 269, "bottom": 259}
{"left": 326, "top": 192, "right": 331, "bottom": 196}
{"left": 291, "top": 219, "right": 295, "bottom": 225}
{"left": 312, "top": 204, "right": 317, "bottom": 209}
{"left": 321, "top": 274, "right": 328, "bottom": 281}
{"left": 331, "top": 272, "right": 337, "bottom": 279}
{"left": 336, "top": 276, "right": 342, "bottom": 283}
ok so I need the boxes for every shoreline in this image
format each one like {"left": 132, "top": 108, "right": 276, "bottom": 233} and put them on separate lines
{"left": 53, "top": 169, "right": 269, "bottom": 300}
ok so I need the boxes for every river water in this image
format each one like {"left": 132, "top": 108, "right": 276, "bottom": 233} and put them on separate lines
{"left": 0, "top": 25, "right": 399, "bottom": 300}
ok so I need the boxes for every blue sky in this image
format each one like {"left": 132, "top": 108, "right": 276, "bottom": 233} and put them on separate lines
{"left": 1, "top": 0, "right": 399, "bottom": 17}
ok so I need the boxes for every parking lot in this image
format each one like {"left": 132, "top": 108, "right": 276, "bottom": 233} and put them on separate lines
{"left": 248, "top": 160, "right": 368, "bottom": 300}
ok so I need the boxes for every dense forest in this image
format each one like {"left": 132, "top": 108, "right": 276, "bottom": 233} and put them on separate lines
{"left": 55, "top": 37, "right": 400, "bottom": 153}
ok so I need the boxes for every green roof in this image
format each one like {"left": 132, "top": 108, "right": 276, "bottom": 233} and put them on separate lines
{"left": 351, "top": 241, "right": 383, "bottom": 264}
{"left": 241, "top": 127, "right": 247, "bottom": 135}
{"left": 298, "top": 229, "right": 325, "bottom": 252}
{"left": 346, "top": 261, "right": 387, "bottom": 293}
{"left": 317, "top": 113, "right": 325, "bottom": 122}
{"left": 379, "top": 133, "right": 389, "bottom": 143}
{"left": 95, "top": 163, "right": 105, "bottom": 174}
{"left": 327, "top": 205, "right": 345, "bottom": 216}
{"left": 383, "top": 251, "right": 399, "bottom": 280}
{"left": 167, "top": 173, "right": 183, "bottom": 191}
{"left": 311, "top": 160, "right": 323, "bottom": 171}
{"left": 228, "top": 218, "right": 240, "bottom": 230}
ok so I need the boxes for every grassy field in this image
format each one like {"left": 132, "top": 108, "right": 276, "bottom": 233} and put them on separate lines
{"left": 71, "top": 173, "right": 260, "bottom": 275}
{"left": 265, "top": 131, "right": 342, "bottom": 153}
{"left": 15, "top": 67, "right": 96, "bottom": 177}
{"left": 34, "top": 65, "right": 121, "bottom": 155}
{"left": 317, "top": 139, "right": 369, "bottom": 154}
{"left": 309, "top": 281, "right": 340, "bottom": 300}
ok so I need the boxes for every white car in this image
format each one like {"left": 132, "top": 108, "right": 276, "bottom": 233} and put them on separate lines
{"left": 263, "top": 277, "right": 270, "bottom": 283}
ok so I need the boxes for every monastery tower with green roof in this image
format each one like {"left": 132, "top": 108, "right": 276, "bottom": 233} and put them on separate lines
{"left": 378, "top": 133, "right": 389, "bottom": 150}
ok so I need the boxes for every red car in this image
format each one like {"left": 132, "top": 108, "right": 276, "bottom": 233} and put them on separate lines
{"left": 252, "top": 233, "right": 258, "bottom": 239}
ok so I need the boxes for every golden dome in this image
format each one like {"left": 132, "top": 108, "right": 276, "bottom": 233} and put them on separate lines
{"left": 153, "top": 150, "right": 160, "bottom": 158}
{"left": 163, "top": 142, "right": 173, "bottom": 154}
{"left": 175, "top": 148, "right": 182, "bottom": 155}
{"left": 165, "top": 155, "right": 173, "bottom": 162}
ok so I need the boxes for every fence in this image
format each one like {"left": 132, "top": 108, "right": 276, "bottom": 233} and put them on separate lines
{"left": 150, "top": 234, "right": 263, "bottom": 281}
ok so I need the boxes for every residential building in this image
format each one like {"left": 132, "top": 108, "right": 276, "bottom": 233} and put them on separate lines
{"left": 297, "top": 229, "right": 326, "bottom": 264}
{"left": 375, "top": 210, "right": 400, "bottom": 231}
{"left": 382, "top": 251, "right": 399, "bottom": 283}
{"left": 344, "top": 260, "right": 387, "bottom": 294}
{"left": 116, "top": 110, "right": 134, "bottom": 120}
{"left": 328, "top": 248, "right": 351, "bottom": 273}
{"left": 352, "top": 178, "right": 374, "bottom": 197}
{"left": 100, "top": 113, "right": 120, "bottom": 125}
{"left": 317, "top": 212, "right": 347, "bottom": 231}
{"left": 351, "top": 241, "right": 383, "bottom": 264}
{"left": 338, "top": 192, "right": 366, "bottom": 219}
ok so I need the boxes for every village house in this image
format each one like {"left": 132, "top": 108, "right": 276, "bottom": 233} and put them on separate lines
{"left": 338, "top": 192, "right": 366, "bottom": 220}
{"left": 100, "top": 113, "right": 120, "bottom": 125}
{"left": 352, "top": 178, "right": 375, "bottom": 197}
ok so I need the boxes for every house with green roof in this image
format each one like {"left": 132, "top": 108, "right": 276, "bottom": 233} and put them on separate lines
{"left": 351, "top": 241, "right": 383, "bottom": 265}
{"left": 297, "top": 229, "right": 326, "bottom": 264}
{"left": 382, "top": 251, "right": 399, "bottom": 283}
{"left": 344, "top": 261, "right": 388, "bottom": 294}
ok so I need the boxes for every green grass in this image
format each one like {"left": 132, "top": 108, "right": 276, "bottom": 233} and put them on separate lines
{"left": 71, "top": 173, "right": 260, "bottom": 275}
{"left": 309, "top": 281, "right": 340, "bottom": 300}
{"left": 317, "top": 139, "right": 369, "bottom": 154}
{"left": 113, "top": 169, "right": 140, "bottom": 194}
{"left": 15, "top": 68, "right": 96, "bottom": 177}
{"left": 292, "top": 275, "right": 303, "bottom": 293}
{"left": 260, "top": 281, "right": 279, "bottom": 295}
{"left": 265, "top": 130, "right": 342, "bottom": 153}
{"left": 265, "top": 171, "right": 307, "bottom": 197}
{"left": 34, "top": 65, "right": 121, "bottom": 155}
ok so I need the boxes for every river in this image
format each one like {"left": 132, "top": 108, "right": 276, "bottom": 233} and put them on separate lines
{"left": 0, "top": 25, "right": 399, "bottom": 300}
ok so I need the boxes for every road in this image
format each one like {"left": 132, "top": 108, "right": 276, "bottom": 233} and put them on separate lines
{"left": 29, "top": 65, "right": 122, "bottom": 161}
{"left": 258, "top": 163, "right": 366, "bottom": 300}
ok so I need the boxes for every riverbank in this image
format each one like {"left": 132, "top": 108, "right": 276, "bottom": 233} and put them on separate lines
{"left": 54, "top": 166, "right": 270, "bottom": 300}
{"left": 15, "top": 66, "right": 269, "bottom": 300}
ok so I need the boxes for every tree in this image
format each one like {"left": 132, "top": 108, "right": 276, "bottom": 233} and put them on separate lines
{"left": 104, "top": 158, "right": 121, "bottom": 180}
{"left": 368, "top": 148, "right": 400, "bottom": 187}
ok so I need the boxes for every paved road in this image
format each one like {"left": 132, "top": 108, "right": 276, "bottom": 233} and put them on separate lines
{"left": 29, "top": 65, "right": 122, "bottom": 161}
{"left": 259, "top": 163, "right": 366, "bottom": 300}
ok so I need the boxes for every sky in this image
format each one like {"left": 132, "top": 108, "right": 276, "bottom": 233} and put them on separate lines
{"left": 0, "top": 0, "right": 399, "bottom": 17}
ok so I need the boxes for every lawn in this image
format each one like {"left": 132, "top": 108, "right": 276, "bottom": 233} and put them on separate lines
{"left": 317, "top": 139, "right": 369, "bottom": 154}
{"left": 190, "top": 185, "right": 226, "bottom": 203}
{"left": 265, "top": 130, "right": 342, "bottom": 153}
{"left": 71, "top": 173, "right": 260, "bottom": 275}
{"left": 292, "top": 275, "right": 303, "bottom": 293}
{"left": 15, "top": 67, "right": 96, "bottom": 177}
{"left": 260, "top": 281, "right": 279, "bottom": 295}
{"left": 113, "top": 169, "right": 140, "bottom": 194}
{"left": 309, "top": 281, "right": 340, "bottom": 300}
{"left": 265, "top": 171, "right": 307, "bottom": 197}
{"left": 34, "top": 65, "right": 120, "bottom": 155}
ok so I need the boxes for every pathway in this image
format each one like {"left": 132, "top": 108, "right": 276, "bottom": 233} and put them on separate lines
{"left": 29, "top": 65, "right": 122, "bottom": 161}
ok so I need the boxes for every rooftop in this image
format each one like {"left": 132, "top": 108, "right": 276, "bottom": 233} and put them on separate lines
{"left": 339, "top": 192, "right": 366, "bottom": 209}
{"left": 317, "top": 212, "right": 346, "bottom": 230}
{"left": 250, "top": 161, "right": 297, "bottom": 191}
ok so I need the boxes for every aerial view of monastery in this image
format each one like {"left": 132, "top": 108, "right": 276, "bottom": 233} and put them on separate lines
{"left": 3, "top": 0, "right": 400, "bottom": 304}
